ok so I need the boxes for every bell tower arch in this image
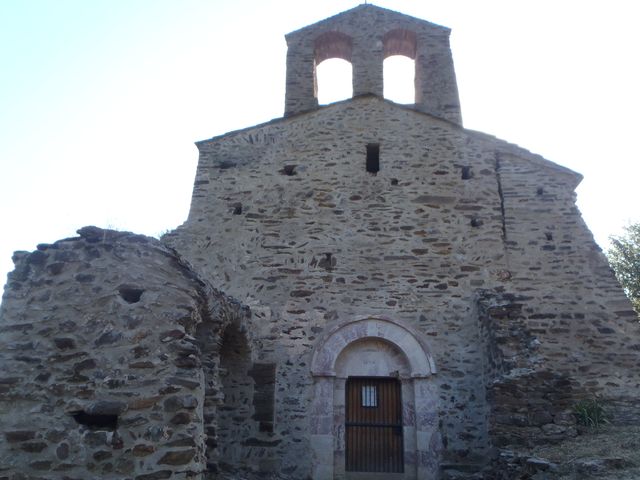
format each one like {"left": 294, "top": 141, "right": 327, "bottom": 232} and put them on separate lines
{"left": 284, "top": 4, "right": 462, "bottom": 125}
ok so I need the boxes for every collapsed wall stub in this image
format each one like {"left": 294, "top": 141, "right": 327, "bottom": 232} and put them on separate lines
{"left": 477, "top": 291, "right": 578, "bottom": 449}
{"left": 478, "top": 286, "right": 640, "bottom": 456}
{"left": 0, "top": 226, "right": 248, "bottom": 480}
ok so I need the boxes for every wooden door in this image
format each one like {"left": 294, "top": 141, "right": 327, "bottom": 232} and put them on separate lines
{"left": 345, "top": 377, "right": 403, "bottom": 473}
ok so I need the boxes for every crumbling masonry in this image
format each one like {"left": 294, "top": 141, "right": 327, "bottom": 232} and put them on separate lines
{"left": 1, "top": 4, "right": 639, "bottom": 480}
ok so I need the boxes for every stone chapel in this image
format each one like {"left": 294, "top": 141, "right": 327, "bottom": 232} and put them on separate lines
{"left": 1, "top": 4, "right": 639, "bottom": 480}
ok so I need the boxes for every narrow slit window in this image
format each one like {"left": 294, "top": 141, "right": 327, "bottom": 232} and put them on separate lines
{"left": 366, "top": 143, "right": 380, "bottom": 174}
{"left": 361, "top": 385, "right": 377, "bottom": 407}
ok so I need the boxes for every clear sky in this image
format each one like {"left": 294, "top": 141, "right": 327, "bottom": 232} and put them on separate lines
{"left": 1, "top": 0, "right": 639, "bottom": 287}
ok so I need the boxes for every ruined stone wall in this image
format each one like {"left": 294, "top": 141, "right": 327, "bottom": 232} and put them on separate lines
{"left": 0, "top": 227, "right": 243, "bottom": 480}
{"left": 478, "top": 291, "right": 577, "bottom": 450}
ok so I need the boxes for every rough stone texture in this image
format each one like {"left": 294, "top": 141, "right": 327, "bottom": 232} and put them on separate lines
{"left": 1, "top": 4, "right": 640, "bottom": 480}
{"left": 163, "top": 87, "right": 640, "bottom": 477}
{"left": 0, "top": 227, "right": 248, "bottom": 479}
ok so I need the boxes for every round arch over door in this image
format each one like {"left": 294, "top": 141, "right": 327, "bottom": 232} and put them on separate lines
{"left": 310, "top": 316, "right": 441, "bottom": 480}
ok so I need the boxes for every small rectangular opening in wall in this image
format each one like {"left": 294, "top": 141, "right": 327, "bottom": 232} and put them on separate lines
{"left": 70, "top": 411, "right": 118, "bottom": 431}
{"left": 366, "top": 143, "right": 380, "bottom": 174}
{"left": 249, "top": 363, "right": 276, "bottom": 433}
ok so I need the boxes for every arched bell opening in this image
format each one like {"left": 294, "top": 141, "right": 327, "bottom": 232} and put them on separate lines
{"left": 316, "top": 58, "right": 353, "bottom": 105}
{"left": 314, "top": 31, "right": 354, "bottom": 105}
{"left": 383, "top": 29, "right": 417, "bottom": 105}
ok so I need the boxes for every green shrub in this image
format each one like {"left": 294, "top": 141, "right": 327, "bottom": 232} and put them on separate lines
{"left": 574, "top": 398, "right": 608, "bottom": 429}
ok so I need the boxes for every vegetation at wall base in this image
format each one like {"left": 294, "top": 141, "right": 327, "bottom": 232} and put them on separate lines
{"left": 574, "top": 398, "right": 608, "bottom": 430}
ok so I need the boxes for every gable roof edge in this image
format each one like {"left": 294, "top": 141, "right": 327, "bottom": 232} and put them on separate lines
{"left": 285, "top": 3, "right": 450, "bottom": 41}
{"left": 195, "top": 95, "right": 583, "bottom": 189}
{"left": 465, "top": 128, "right": 583, "bottom": 187}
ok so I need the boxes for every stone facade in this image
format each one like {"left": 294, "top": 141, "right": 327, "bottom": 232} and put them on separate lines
{"left": 1, "top": 4, "right": 639, "bottom": 480}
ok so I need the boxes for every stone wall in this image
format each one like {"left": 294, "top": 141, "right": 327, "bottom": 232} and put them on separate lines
{"left": 2, "top": 91, "right": 638, "bottom": 478}
{"left": 165, "top": 94, "right": 640, "bottom": 476}
{"left": 284, "top": 4, "right": 461, "bottom": 124}
{"left": 477, "top": 282, "right": 639, "bottom": 477}
{"left": 498, "top": 151, "right": 640, "bottom": 403}
{"left": 0, "top": 227, "right": 245, "bottom": 480}
{"left": 166, "top": 95, "right": 509, "bottom": 474}
{"left": 478, "top": 291, "right": 577, "bottom": 449}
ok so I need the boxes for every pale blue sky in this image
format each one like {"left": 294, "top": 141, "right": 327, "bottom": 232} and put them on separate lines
{"left": 1, "top": 0, "right": 639, "bottom": 287}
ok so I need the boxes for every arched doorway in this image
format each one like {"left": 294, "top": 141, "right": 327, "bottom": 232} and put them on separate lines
{"left": 310, "top": 317, "right": 440, "bottom": 479}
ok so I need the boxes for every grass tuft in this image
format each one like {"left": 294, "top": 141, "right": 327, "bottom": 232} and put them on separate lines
{"left": 574, "top": 398, "right": 608, "bottom": 429}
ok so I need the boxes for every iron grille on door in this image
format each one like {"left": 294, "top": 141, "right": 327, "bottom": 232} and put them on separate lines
{"left": 345, "top": 377, "right": 403, "bottom": 472}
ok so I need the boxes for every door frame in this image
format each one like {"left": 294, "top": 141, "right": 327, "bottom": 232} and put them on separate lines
{"left": 310, "top": 316, "right": 441, "bottom": 480}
